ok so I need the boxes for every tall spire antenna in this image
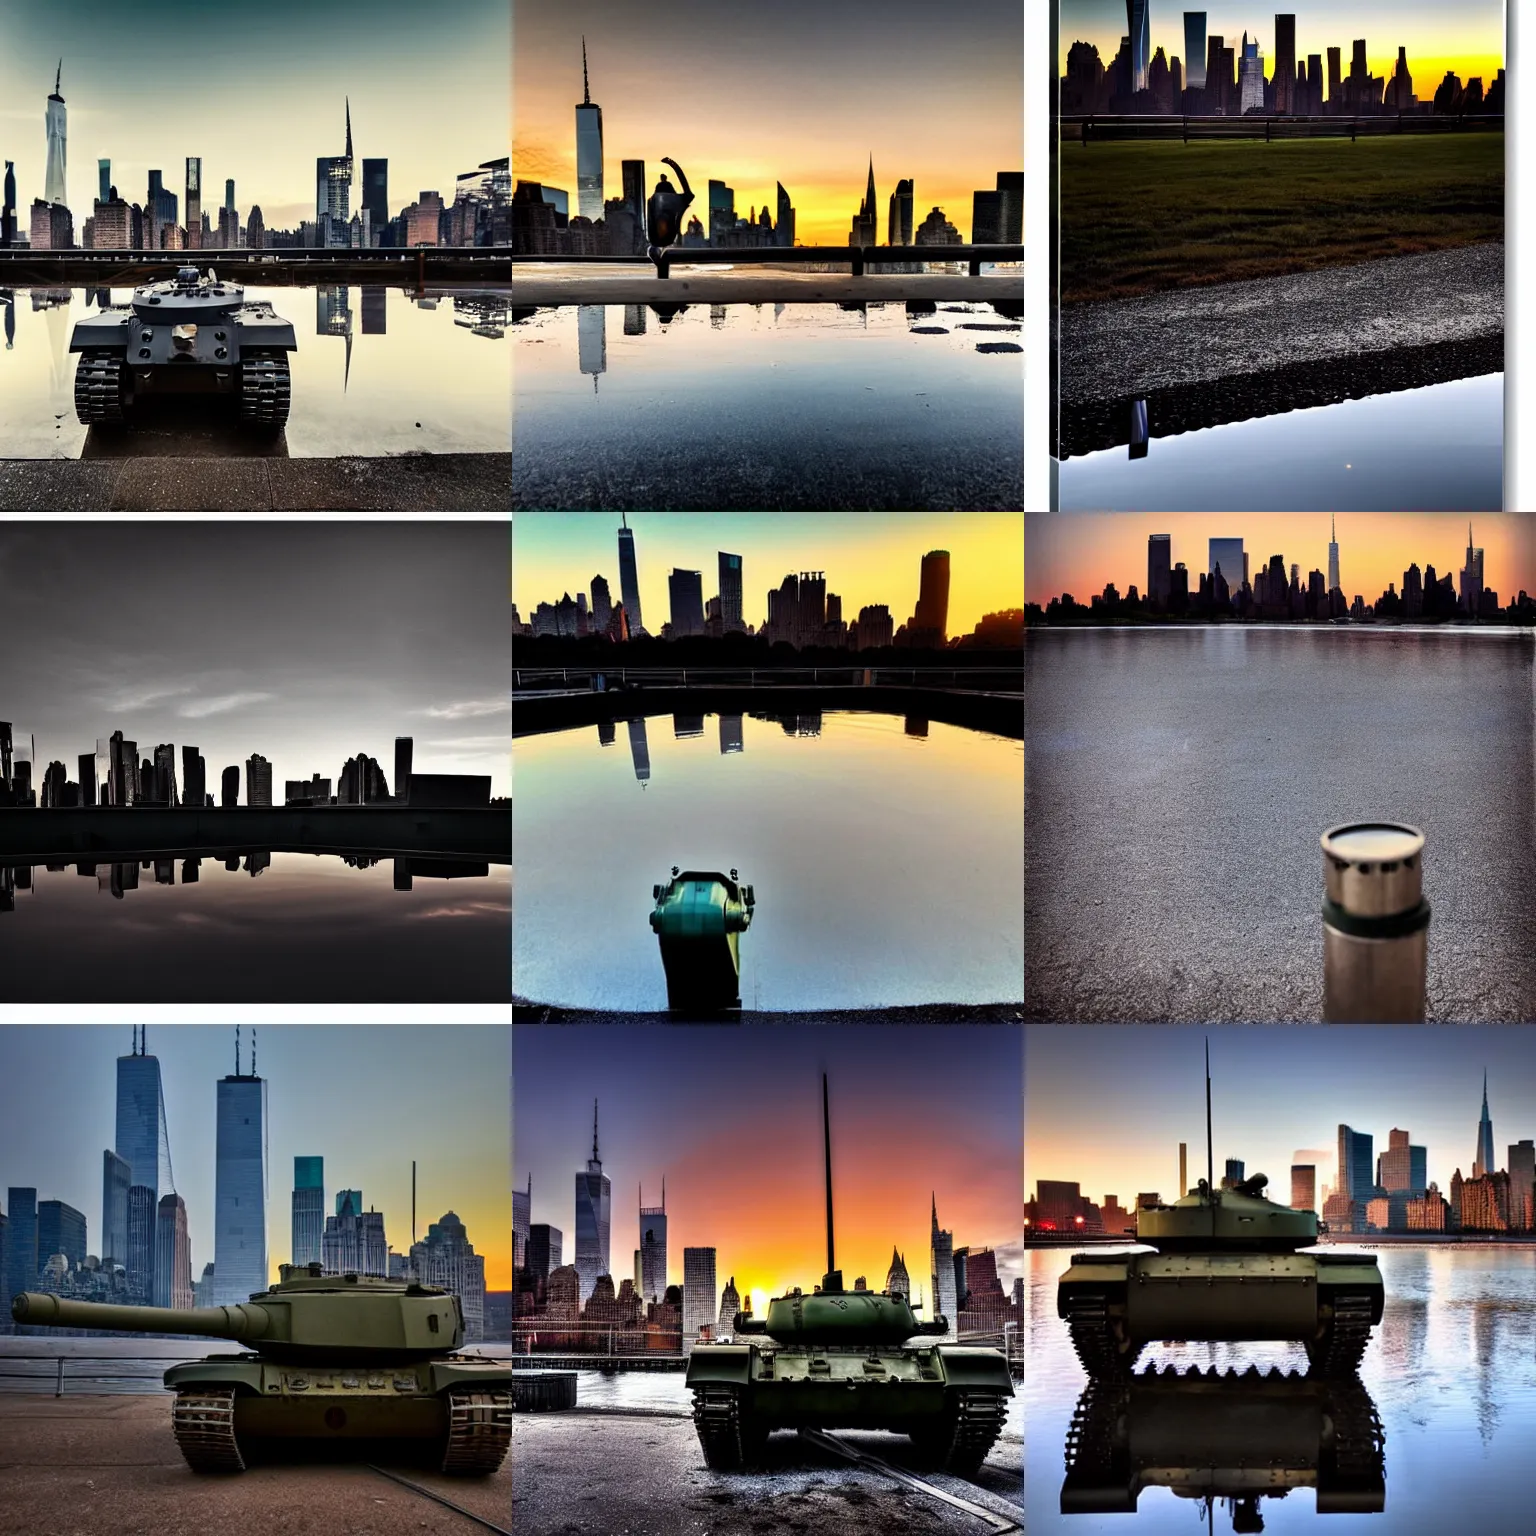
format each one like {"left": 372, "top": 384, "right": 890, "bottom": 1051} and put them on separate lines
{"left": 582, "top": 37, "right": 591, "bottom": 105}
{"left": 822, "top": 1073, "right": 835, "bottom": 1278}
{"left": 345, "top": 97, "right": 353, "bottom": 161}
{"left": 1205, "top": 1037, "right": 1214, "bottom": 1199}
{"left": 56, "top": 60, "right": 61, "bottom": 94}
{"left": 252, "top": 1027, "right": 256, "bottom": 1076}
{"left": 592, "top": 1098, "right": 599, "bottom": 1162}
{"left": 661, "top": 1175, "right": 665, "bottom": 1210}
{"left": 141, "top": 1026, "right": 146, "bottom": 1056}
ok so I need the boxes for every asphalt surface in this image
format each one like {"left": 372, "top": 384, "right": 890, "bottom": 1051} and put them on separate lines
{"left": 0, "top": 1395, "right": 512, "bottom": 1536}
{"left": 1058, "top": 243, "right": 1504, "bottom": 455}
{"left": 1024, "top": 628, "right": 1536, "bottom": 1023}
{"left": 513, "top": 266, "right": 1023, "bottom": 307}
{"left": 0, "top": 453, "right": 512, "bottom": 510}
{"left": 512, "top": 1408, "right": 1023, "bottom": 1535}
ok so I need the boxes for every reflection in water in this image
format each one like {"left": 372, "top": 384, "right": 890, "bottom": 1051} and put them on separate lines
{"left": 0, "top": 853, "right": 509, "bottom": 1001}
{"left": 578, "top": 303, "right": 606, "bottom": 392}
{"left": 1062, "top": 1369, "right": 1386, "bottom": 1528}
{"left": 514, "top": 710, "right": 1023, "bottom": 1009}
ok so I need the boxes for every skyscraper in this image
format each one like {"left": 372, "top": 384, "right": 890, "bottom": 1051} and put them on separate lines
{"left": 1509, "top": 1140, "right": 1536, "bottom": 1231}
{"left": 777, "top": 181, "right": 796, "bottom": 248}
{"left": 36, "top": 1199, "right": 87, "bottom": 1271}
{"left": 316, "top": 99, "right": 354, "bottom": 236}
{"left": 116, "top": 1027, "right": 172, "bottom": 1210}
{"left": 221, "top": 765, "right": 239, "bottom": 807}
{"left": 1291, "top": 1165, "right": 1316, "bottom": 1212}
{"left": 575, "top": 39, "right": 604, "bottom": 222}
{"left": 617, "top": 514, "right": 643, "bottom": 634}
{"left": 292, "top": 1156, "right": 324, "bottom": 1266}
{"left": 718, "top": 553, "right": 744, "bottom": 633}
{"left": 1127, "top": 0, "right": 1151, "bottom": 92}
{"left": 1328, "top": 514, "right": 1341, "bottom": 594}
{"left": 362, "top": 158, "right": 388, "bottom": 243}
{"left": 668, "top": 569, "right": 706, "bottom": 637}
{"left": 911, "top": 550, "right": 951, "bottom": 643}
{"left": 394, "top": 737, "right": 413, "bottom": 804}
{"left": 1274, "top": 14, "right": 1297, "bottom": 113}
{"left": 246, "top": 754, "right": 272, "bottom": 807}
{"left": 886, "top": 1247, "right": 910, "bottom": 1298}
{"left": 185, "top": 156, "right": 202, "bottom": 250}
{"left": 1238, "top": 32, "right": 1265, "bottom": 115}
{"left": 1460, "top": 524, "right": 1485, "bottom": 615}
{"left": 181, "top": 745, "right": 206, "bottom": 809}
{"left": 849, "top": 157, "right": 878, "bottom": 246}
{"left": 888, "top": 178, "right": 914, "bottom": 245}
{"left": 101, "top": 1150, "right": 131, "bottom": 1266}
{"left": 1337, "top": 1124, "right": 1374, "bottom": 1209}
{"left": 2, "top": 159, "right": 16, "bottom": 248}
{"left": 574, "top": 1100, "right": 611, "bottom": 1305}
{"left": 323, "top": 1199, "right": 388, "bottom": 1278}
{"left": 126, "top": 1184, "right": 155, "bottom": 1301}
{"left": 513, "top": 1175, "right": 531, "bottom": 1271}
{"left": 639, "top": 1180, "right": 667, "bottom": 1302}
{"left": 930, "top": 1194, "right": 957, "bottom": 1337}
{"left": 152, "top": 743, "right": 178, "bottom": 806}
{"left": 98, "top": 158, "right": 110, "bottom": 204}
{"left": 1148, "top": 534, "right": 1172, "bottom": 606}
{"left": 1184, "top": 12, "right": 1208, "bottom": 90}
{"left": 108, "top": 731, "right": 137, "bottom": 808}
{"left": 590, "top": 575, "right": 613, "bottom": 635}
{"left": 411, "top": 1212, "right": 486, "bottom": 1342}
{"left": 682, "top": 1246, "right": 717, "bottom": 1346}
{"left": 154, "top": 1193, "right": 192, "bottom": 1308}
{"left": 5, "top": 1188, "right": 37, "bottom": 1302}
{"left": 44, "top": 63, "right": 66, "bottom": 208}
{"left": 214, "top": 1031, "right": 268, "bottom": 1307}
{"left": 1209, "top": 537, "right": 1245, "bottom": 596}
{"left": 1474, "top": 1072, "right": 1495, "bottom": 1178}
{"left": 718, "top": 1275, "right": 741, "bottom": 1335}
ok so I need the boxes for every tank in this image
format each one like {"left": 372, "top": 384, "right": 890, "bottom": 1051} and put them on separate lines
{"left": 1056, "top": 1049, "right": 1383, "bottom": 1380}
{"left": 68, "top": 265, "right": 297, "bottom": 428}
{"left": 649, "top": 867, "right": 755, "bottom": 1009}
{"left": 1062, "top": 1367, "right": 1386, "bottom": 1527}
{"left": 684, "top": 1074, "right": 1014, "bottom": 1475}
{"left": 9, "top": 1264, "right": 509, "bottom": 1475}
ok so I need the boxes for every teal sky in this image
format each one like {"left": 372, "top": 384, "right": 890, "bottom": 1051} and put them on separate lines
{"left": 0, "top": 0, "right": 508, "bottom": 232}
{"left": 0, "top": 1026, "right": 512, "bottom": 1289}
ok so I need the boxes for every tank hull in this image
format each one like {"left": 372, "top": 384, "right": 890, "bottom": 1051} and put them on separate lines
{"left": 649, "top": 871, "right": 753, "bottom": 1010}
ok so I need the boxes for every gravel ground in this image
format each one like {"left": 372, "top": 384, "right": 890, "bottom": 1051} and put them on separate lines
{"left": 1024, "top": 628, "right": 1536, "bottom": 1024}
{"left": 1060, "top": 243, "right": 1504, "bottom": 406}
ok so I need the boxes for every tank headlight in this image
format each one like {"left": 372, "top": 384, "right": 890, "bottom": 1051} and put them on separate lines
{"left": 172, "top": 324, "right": 197, "bottom": 352}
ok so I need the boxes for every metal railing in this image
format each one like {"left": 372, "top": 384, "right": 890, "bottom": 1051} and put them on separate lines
{"left": 0, "top": 1352, "right": 201, "bottom": 1396}
{"left": 513, "top": 666, "right": 1024, "bottom": 694}
{"left": 0, "top": 247, "right": 511, "bottom": 266}
{"left": 513, "top": 243, "right": 1023, "bottom": 279}
{"left": 1064, "top": 112, "right": 1504, "bottom": 144}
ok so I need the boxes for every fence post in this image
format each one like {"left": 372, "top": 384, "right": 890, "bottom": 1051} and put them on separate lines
{"left": 1183, "top": 114, "right": 1188, "bottom": 144}
{"left": 56, "top": 1358, "right": 65, "bottom": 1397}
{"left": 1265, "top": 118, "right": 1270, "bottom": 143}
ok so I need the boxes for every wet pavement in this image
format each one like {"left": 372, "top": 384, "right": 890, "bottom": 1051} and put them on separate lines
{"left": 514, "top": 265, "right": 1023, "bottom": 306}
{"left": 1024, "top": 628, "right": 1536, "bottom": 1023}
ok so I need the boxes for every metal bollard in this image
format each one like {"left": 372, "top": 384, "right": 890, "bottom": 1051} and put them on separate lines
{"left": 1321, "top": 823, "right": 1431, "bottom": 1022}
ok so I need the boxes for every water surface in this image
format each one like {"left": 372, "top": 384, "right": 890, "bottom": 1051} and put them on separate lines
{"left": 0, "top": 284, "right": 510, "bottom": 456}
{"left": 0, "top": 853, "right": 509, "bottom": 1001}
{"left": 1025, "top": 1244, "right": 1536, "bottom": 1533}
{"left": 1059, "top": 375, "right": 1503, "bottom": 511}
{"left": 512, "top": 710, "right": 1023, "bottom": 1010}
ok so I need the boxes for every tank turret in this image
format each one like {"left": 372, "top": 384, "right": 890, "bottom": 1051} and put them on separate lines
{"left": 683, "top": 1075, "right": 1014, "bottom": 1476}
{"left": 10, "top": 1264, "right": 508, "bottom": 1475}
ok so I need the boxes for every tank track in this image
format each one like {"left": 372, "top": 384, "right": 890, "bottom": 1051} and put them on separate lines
{"left": 171, "top": 1387, "right": 245, "bottom": 1473}
{"left": 936, "top": 1388, "right": 1009, "bottom": 1478}
{"left": 1062, "top": 1292, "right": 1142, "bottom": 1379}
{"left": 238, "top": 352, "right": 291, "bottom": 427}
{"left": 692, "top": 1384, "right": 752, "bottom": 1470}
{"left": 1327, "top": 1377, "right": 1386, "bottom": 1483}
{"left": 1308, "top": 1292, "right": 1375, "bottom": 1378}
{"left": 74, "top": 350, "right": 127, "bottom": 425}
{"left": 1064, "top": 1379, "right": 1122, "bottom": 1474}
{"left": 439, "top": 1387, "right": 512, "bottom": 1475}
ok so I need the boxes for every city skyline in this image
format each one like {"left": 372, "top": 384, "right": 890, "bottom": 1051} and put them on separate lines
{"left": 1026, "top": 1026, "right": 1536, "bottom": 1213}
{"left": 513, "top": 0, "right": 1023, "bottom": 245}
{"left": 0, "top": 0, "right": 508, "bottom": 234}
{"left": 0, "top": 524, "right": 509, "bottom": 799}
{"left": 514, "top": 1026, "right": 1022, "bottom": 1315}
{"left": 0, "top": 1026, "right": 512, "bottom": 1290}
{"left": 1025, "top": 513, "right": 1536, "bottom": 611}
{"left": 1057, "top": 2, "right": 1503, "bottom": 87}
{"left": 512, "top": 513, "right": 1023, "bottom": 640}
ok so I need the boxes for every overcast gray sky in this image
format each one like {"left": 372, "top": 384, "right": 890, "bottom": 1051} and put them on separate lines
{"left": 0, "top": 522, "right": 509, "bottom": 798}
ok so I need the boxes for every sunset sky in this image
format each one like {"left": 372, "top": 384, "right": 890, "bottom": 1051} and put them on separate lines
{"left": 0, "top": 1026, "right": 512, "bottom": 1291}
{"left": 0, "top": 0, "right": 507, "bottom": 233}
{"left": 1058, "top": 1, "right": 1504, "bottom": 89}
{"left": 514, "top": 1026, "right": 1022, "bottom": 1315}
{"left": 513, "top": 0, "right": 1022, "bottom": 244}
{"left": 1026, "top": 514, "right": 1536, "bottom": 608}
{"left": 1026, "top": 1026, "right": 1536, "bottom": 1217}
{"left": 513, "top": 513, "right": 1024, "bottom": 637}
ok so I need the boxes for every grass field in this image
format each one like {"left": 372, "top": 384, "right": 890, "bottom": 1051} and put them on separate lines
{"left": 1061, "top": 133, "right": 1503, "bottom": 304}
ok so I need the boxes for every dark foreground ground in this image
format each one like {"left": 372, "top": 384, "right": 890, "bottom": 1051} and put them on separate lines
{"left": 0, "top": 1395, "right": 512, "bottom": 1536}
{"left": 514, "top": 1000, "right": 1023, "bottom": 1023}
{"left": 513, "top": 1407, "right": 1023, "bottom": 1536}
{"left": 1025, "top": 629, "right": 1536, "bottom": 1023}
{"left": 0, "top": 453, "right": 512, "bottom": 510}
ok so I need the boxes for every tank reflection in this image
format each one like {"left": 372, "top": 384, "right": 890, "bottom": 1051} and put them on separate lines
{"left": 1061, "top": 1366, "right": 1386, "bottom": 1529}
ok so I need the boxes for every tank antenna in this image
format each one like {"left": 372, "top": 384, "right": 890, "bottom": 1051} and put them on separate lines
{"left": 823, "top": 1073, "right": 835, "bottom": 1277}
{"left": 412, "top": 1159, "right": 417, "bottom": 1253}
{"left": 252, "top": 1027, "right": 256, "bottom": 1076}
{"left": 1204, "top": 1037, "right": 1214, "bottom": 1200}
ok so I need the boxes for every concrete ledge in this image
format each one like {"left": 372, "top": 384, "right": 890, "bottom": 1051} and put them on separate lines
{"left": 511, "top": 685, "right": 1023, "bottom": 740}
{"left": 0, "top": 806, "right": 511, "bottom": 862}
{"left": 0, "top": 454, "right": 511, "bottom": 511}
{"left": 513, "top": 270, "right": 1024, "bottom": 307}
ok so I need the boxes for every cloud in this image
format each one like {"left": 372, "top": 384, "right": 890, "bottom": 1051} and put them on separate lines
{"left": 98, "top": 684, "right": 195, "bottom": 712}
{"left": 421, "top": 698, "right": 507, "bottom": 720}
{"left": 178, "top": 692, "right": 275, "bottom": 718}
{"left": 409, "top": 902, "right": 509, "bottom": 919}
{"left": 425, "top": 735, "right": 509, "bottom": 750}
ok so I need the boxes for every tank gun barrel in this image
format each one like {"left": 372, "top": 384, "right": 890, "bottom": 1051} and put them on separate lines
{"left": 12, "top": 1292, "right": 276, "bottom": 1342}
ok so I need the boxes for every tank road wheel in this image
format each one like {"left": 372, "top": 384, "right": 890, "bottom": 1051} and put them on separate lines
{"left": 171, "top": 1387, "right": 245, "bottom": 1473}
{"left": 1062, "top": 1291, "right": 1143, "bottom": 1380}
{"left": 1306, "top": 1292, "right": 1376, "bottom": 1378}
{"left": 912, "top": 1389, "right": 1009, "bottom": 1479}
{"left": 238, "top": 351, "right": 291, "bottom": 429}
{"left": 692, "top": 1384, "right": 762, "bottom": 1470}
{"left": 74, "top": 350, "right": 127, "bottom": 425}
{"left": 439, "top": 1386, "right": 512, "bottom": 1475}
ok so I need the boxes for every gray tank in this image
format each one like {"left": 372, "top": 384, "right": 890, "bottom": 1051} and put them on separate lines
{"left": 69, "top": 266, "right": 297, "bottom": 428}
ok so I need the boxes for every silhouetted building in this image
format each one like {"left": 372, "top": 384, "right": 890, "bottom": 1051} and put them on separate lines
{"left": 617, "top": 513, "right": 643, "bottom": 634}
{"left": 856, "top": 604, "right": 894, "bottom": 650}
{"left": 906, "top": 550, "right": 951, "bottom": 646}
{"left": 180, "top": 746, "right": 205, "bottom": 808}
{"left": 153, "top": 1193, "right": 192, "bottom": 1309}
{"left": 914, "top": 207, "right": 961, "bottom": 246}
{"left": 284, "top": 774, "right": 332, "bottom": 805}
{"left": 776, "top": 182, "right": 796, "bottom": 248}
{"left": 718, "top": 552, "right": 744, "bottom": 633}
{"left": 338, "top": 754, "right": 389, "bottom": 805}
{"left": 245, "top": 754, "right": 272, "bottom": 807}
{"left": 668, "top": 569, "right": 705, "bottom": 638}
{"left": 1184, "top": 12, "right": 1207, "bottom": 90}
{"left": 1126, "top": 0, "right": 1150, "bottom": 91}
{"left": 574, "top": 1102, "right": 611, "bottom": 1306}
{"left": 221, "top": 766, "right": 239, "bottom": 807}
{"left": 972, "top": 190, "right": 1004, "bottom": 245}
{"left": 394, "top": 737, "right": 413, "bottom": 803}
